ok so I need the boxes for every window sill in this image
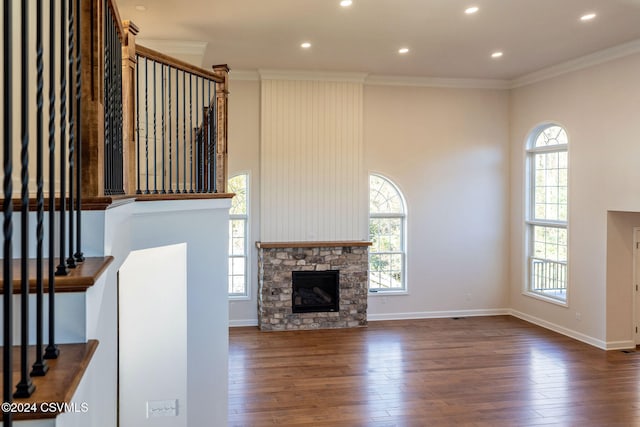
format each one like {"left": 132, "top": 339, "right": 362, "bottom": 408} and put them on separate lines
{"left": 522, "top": 290, "right": 568, "bottom": 307}
{"left": 229, "top": 295, "right": 251, "bottom": 301}
{"left": 368, "top": 289, "right": 408, "bottom": 296}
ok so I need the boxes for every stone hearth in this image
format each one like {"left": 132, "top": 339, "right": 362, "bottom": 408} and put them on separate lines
{"left": 256, "top": 241, "right": 371, "bottom": 331}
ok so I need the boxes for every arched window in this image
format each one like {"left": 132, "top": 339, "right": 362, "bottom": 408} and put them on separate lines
{"left": 228, "top": 173, "right": 249, "bottom": 297}
{"left": 369, "top": 174, "right": 407, "bottom": 292}
{"left": 526, "top": 125, "right": 568, "bottom": 302}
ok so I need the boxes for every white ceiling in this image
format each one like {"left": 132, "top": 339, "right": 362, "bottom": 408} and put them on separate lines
{"left": 116, "top": 0, "right": 640, "bottom": 81}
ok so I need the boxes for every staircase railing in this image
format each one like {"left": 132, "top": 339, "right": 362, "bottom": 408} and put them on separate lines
{"left": 131, "top": 44, "right": 228, "bottom": 195}
{"left": 2, "top": 0, "right": 229, "bottom": 424}
{"left": 2, "top": 0, "right": 86, "bottom": 423}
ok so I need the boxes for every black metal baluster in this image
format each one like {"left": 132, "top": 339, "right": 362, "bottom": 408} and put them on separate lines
{"left": 212, "top": 83, "right": 217, "bottom": 193}
{"left": 189, "top": 73, "right": 193, "bottom": 193}
{"left": 103, "top": 5, "right": 111, "bottom": 195}
{"left": 74, "top": 0, "right": 84, "bottom": 263}
{"left": 174, "top": 68, "right": 179, "bottom": 193}
{"left": 200, "top": 77, "right": 205, "bottom": 193}
{"left": 207, "top": 81, "right": 212, "bottom": 193}
{"left": 161, "top": 64, "right": 166, "bottom": 194}
{"left": 182, "top": 70, "right": 186, "bottom": 193}
{"left": 116, "top": 30, "right": 123, "bottom": 194}
{"left": 15, "top": 0, "right": 36, "bottom": 398}
{"left": 136, "top": 54, "right": 141, "bottom": 194}
{"left": 152, "top": 60, "right": 158, "bottom": 194}
{"left": 168, "top": 67, "right": 173, "bottom": 193}
{"left": 3, "top": 0, "right": 15, "bottom": 422}
{"left": 67, "top": 0, "right": 77, "bottom": 269}
{"left": 56, "top": 0, "right": 68, "bottom": 277}
{"left": 31, "top": 0, "right": 49, "bottom": 378}
{"left": 45, "top": 0, "right": 60, "bottom": 361}
{"left": 195, "top": 77, "right": 200, "bottom": 192}
{"left": 144, "top": 57, "right": 149, "bottom": 194}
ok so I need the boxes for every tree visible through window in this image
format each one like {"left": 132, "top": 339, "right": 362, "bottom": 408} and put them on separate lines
{"left": 526, "top": 125, "right": 568, "bottom": 302}
{"left": 369, "top": 174, "right": 406, "bottom": 292}
{"left": 228, "top": 174, "right": 248, "bottom": 297}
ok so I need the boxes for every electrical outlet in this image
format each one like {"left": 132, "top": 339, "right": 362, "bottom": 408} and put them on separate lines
{"left": 575, "top": 312, "right": 581, "bottom": 321}
{"left": 147, "top": 399, "right": 178, "bottom": 418}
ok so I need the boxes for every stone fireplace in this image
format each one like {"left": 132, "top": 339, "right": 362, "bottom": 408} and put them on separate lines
{"left": 256, "top": 241, "right": 371, "bottom": 331}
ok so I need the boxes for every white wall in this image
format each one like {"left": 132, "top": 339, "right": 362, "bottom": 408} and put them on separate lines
{"left": 228, "top": 79, "right": 261, "bottom": 325}
{"left": 509, "top": 52, "right": 640, "bottom": 347}
{"left": 129, "top": 200, "right": 230, "bottom": 427}
{"left": 364, "top": 84, "right": 510, "bottom": 318}
{"left": 119, "top": 244, "right": 188, "bottom": 427}
{"left": 228, "top": 77, "right": 510, "bottom": 324}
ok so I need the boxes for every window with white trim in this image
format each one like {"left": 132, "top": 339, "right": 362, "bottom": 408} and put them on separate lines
{"left": 369, "top": 174, "right": 406, "bottom": 292}
{"left": 526, "top": 125, "right": 568, "bottom": 302}
{"left": 228, "top": 174, "right": 248, "bottom": 297}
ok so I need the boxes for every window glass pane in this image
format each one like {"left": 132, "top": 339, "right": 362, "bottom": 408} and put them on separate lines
{"left": 369, "top": 218, "right": 401, "bottom": 252}
{"left": 228, "top": 174, "right": 249, "bottom": 296}
{"left": 532, "top": 151, "right": 567, "bottom": 222}
{"left": 532, "top": 225, "right": 567, "bottom": 263}
{"left": 229, "top": 174, "right": 247, "bottom": 215}
{"left": 369, "top": 175, "right": 403, "bottom": 214}
{"left": 369, "top": 253, "right": 403, "bottom": 289}
{"left": 535, "top": 125, "right": 568, "bottom": 147}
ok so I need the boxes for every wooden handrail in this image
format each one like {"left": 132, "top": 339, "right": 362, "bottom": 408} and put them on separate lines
{"left": 136, "top": 44, "right": 224, "bottom": 83}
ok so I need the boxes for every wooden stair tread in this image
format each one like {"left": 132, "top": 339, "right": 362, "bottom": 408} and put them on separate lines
{"left": 0, "top": 257, "right": 114, "bottom": 293}
{"left": 0, "top": 340, "right": 99, "bottom": 421}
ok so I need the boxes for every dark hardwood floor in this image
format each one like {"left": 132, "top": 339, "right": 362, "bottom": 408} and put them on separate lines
{"left": 229, "top": 316, "right": 640, "bottom": 426}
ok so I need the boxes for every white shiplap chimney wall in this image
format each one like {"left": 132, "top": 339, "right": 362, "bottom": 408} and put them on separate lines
{"left": 260, "top": 76, "right": 366, "bottom": 242}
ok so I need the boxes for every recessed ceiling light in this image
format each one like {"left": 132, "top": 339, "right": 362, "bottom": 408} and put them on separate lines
{"left": 135, "top": 5, "right": 147, "bottom": 11}
{"left": 340, "top": 0, "right": 353, "bottom": 7}
{"left": 465, "top": 6, "right": 479, "bottom": 14}
{"left": 580, "top": 13, "right": 596, "bottom": 21}
{"left": 301, "top": 42, "right": 312, "bottom": 49}
{"left": 398, "top": 47, "right": 409, "bottom": 54}
{"left": 491, "top": 51, "right": 503, "bottom": 59}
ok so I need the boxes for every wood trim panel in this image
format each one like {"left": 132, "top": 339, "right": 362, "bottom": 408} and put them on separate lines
{"left": 0, "top": 257, "right": 114, "bottom": 293}
{"left": 0, "top": 341, "right": 99, "bottom": 421}
{"left": 256, "top": 241, "right": 372, "bottom": 249}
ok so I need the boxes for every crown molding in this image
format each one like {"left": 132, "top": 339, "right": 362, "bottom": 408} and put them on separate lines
{"left": 229, "top": 69, "right": 260, "bottom": 81}
{"left": 258, "top": 69, "right": 368, "bottom": 83}
{"left": 136, "top": 39, "right": 208, "bottom": 57}
{"left": 511, "top": 38, "right": 640, "bottom": 88}
{"left": 365, "top": 74, "right": 511, "bottom": 90}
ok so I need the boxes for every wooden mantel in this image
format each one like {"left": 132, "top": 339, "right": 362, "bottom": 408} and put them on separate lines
{"left": 256, "top": 241, "right": 372, "bottom": 249}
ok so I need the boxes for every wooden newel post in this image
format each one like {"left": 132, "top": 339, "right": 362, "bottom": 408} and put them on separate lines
{"left": 212, "top": 64, "right": 229, "bottom": 193}
{"left": 79, "top": 0, "right": 105, "bottom": 198}
{"left": 122, "top": 20, "right": 139, "bottom": 195}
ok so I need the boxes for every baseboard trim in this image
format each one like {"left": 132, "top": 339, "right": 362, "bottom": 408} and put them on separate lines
{"left": 605, "top": 340, "right": 636, "bottom": 351}
{"left": 509, "top": 309, "right": 611, "bottom": 350}
{"left": 367, "top": 308, "right": 510, "bottom": 322}
{"left": 229, "top": 319, "right": 259, "bottom": 327}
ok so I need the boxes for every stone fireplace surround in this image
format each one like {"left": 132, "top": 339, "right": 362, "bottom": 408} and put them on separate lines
{"left": 256, "top": 241, "right": 371, "bottom": 331}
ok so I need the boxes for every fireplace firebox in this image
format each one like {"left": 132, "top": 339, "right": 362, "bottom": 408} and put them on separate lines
{"left": 292, "top": 270, "right": 339, "bottom": 313}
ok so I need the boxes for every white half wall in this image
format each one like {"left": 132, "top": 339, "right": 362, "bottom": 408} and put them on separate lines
{"left": 119, "top": 244, "right": 188, "bottom": 427}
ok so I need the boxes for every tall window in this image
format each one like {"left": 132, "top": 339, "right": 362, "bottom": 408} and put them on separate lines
{"left": 369, "top": 174, "right": 406, "bottom": 292}
{"left": 526, "top": 125, "right": 568, "bottom": 302}
{"left": 228, "top": 174, "right": 248, "bottom": 297}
